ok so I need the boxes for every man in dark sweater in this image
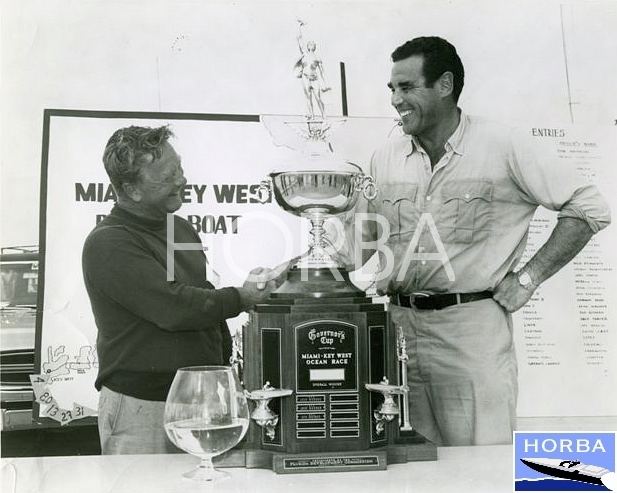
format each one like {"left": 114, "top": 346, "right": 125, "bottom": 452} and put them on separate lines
{"left": 82, "top": 125, "right": 281, "bottom": 454}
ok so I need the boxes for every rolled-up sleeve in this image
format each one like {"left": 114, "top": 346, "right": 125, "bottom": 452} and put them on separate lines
{"left": 557, "top": 185, "right": 611, "bottom": 233}
{"left": 507, "top": 128, "right": 611, "bottom": 234}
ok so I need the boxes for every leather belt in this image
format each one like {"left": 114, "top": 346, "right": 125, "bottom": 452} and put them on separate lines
{"left": 391, "top": 291, "right": 493, "bottom": 310}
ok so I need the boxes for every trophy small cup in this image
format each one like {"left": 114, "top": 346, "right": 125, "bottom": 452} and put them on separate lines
{"left": 244, "top": 382, "right": 293, "bottom": 441}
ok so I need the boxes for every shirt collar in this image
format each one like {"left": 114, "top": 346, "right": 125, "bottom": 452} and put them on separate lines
{"left": 446, "top": 109, "right": 467, "bottom": 155}
{"left": 405, "top": 108, "right": 468, "bottom": 157}
{"left": 111, "top": 203, "right": 167, "bottom": 230}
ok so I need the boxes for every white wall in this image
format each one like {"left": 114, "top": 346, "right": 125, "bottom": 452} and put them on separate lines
{"left": 2, "top": 0, "right": 616, "bottom": 246}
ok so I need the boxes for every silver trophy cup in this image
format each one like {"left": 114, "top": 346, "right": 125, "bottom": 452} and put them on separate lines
{"left": 266, "top": 167, "right": 376, "bottom": 268}
{"left": 258, "top": 160, "right": 377, "bottom": 297}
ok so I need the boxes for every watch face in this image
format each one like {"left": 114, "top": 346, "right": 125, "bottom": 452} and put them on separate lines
{"left": 518, "top": 272, "right": 532, "bottom": 287}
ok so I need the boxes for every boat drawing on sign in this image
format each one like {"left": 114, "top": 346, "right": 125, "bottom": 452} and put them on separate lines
{"left": 521, "top": 458, "right": 611, "bottom": 485}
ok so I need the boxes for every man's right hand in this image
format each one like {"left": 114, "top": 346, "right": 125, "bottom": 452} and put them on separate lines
{"left": 237, "top": 267, "right": 275, "bottom": 311}
{"left": 237, "top": 259, "right": 297, "bottom": 311}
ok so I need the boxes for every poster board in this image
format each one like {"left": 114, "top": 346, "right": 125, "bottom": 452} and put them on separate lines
{"left": 512, "top": 124, "right": 617, "bottom": 416}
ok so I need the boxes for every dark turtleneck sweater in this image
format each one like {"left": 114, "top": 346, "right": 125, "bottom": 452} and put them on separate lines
{"left": 82, "top": 205, "right": 241, "bottom": 401}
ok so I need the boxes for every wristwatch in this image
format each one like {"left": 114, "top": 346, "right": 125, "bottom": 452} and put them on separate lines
{"left": 517, "top": 271, "right": 536, "bottom": 290}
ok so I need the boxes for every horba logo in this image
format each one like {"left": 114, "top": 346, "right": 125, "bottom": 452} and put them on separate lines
{"left": 308, "top": 329, "right": 345, "bottom": 345}
{"left": 514, "top": 432, "right": 616, "bottom": 491}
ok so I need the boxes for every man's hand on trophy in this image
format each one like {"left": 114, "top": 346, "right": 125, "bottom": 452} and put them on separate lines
{"left": 267, "top": 257, "right": 300, "bottom": 288}
{"left": 250, "top": 267, "right": 274, "bottom": 291}
{"left": 238, "top": 267, "right": 275, "bottom": 311}
{"left": 323, "top": 218, "right": 353, "bottom": 270}
{"left": 237, "top": 259, "right": 299, "bottom": 310}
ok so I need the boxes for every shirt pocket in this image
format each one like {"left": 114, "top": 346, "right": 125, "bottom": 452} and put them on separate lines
{"left": 441, "top": 180, "right": 493, "bottom": 243}
{"left": 379, "top": 183, "right": 419, "bottom": 236}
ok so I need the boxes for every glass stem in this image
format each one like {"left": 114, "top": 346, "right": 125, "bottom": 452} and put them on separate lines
{"left": 200, "top": 456, "right": 215, "bottom": 474}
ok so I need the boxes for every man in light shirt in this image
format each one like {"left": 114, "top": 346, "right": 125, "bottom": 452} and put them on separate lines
{"left": 345, "top": 36, "right": 610, "bottom": 445}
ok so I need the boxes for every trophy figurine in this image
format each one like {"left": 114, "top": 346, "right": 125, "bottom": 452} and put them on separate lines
{"left": 294, "top": 19, "right": 331, "bottom": 122}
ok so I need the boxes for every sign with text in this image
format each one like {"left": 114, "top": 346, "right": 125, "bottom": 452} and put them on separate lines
{"left": 295, "top": 321, "right": 358, "bottom": 392}
{"left": 512, "top": 125, "right": 617, "bottom": 416}
{"left": 514, "top": 432, "right": 616, "bottom": 491}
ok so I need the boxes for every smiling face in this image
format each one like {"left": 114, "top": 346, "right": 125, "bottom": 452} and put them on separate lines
{"left": 389, "top": 55, "right": 444, "bottom": 138}
{"left": 125, "top": 142, "right": 187, "bottom": 218}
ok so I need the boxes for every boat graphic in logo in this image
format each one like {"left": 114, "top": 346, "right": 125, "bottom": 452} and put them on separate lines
{"left": 514, "top": 432, "right": 615, "bottom": 491}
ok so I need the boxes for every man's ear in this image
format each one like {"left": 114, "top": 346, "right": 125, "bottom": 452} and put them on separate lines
{"left": 122, "top": 182, "right": 142, "bottom": 202}
{"left": 437, "top": 71, "right": 454, "bottom": 99}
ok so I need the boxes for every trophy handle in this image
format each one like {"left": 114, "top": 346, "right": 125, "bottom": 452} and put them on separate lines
{"left": 345, "top": 160, "right": 364, "bottom": 173}
{"left": 356, "top": 174, "right": 378, "bottom": 200}
{"left": 256, "top": 180, "right": 272, "bottom": 203}
{"left": 345, "top": 161, "right": 379, "bottom": 200}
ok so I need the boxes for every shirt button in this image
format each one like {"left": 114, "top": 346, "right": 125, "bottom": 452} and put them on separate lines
{"left": 426, "top": 195, "right": 432, "bottom": 201}
{"left": 464, "top": 193, "right": 470, "bottom": 199}
{"left": 421, "top": 260, "right": 427, "bottom": 265}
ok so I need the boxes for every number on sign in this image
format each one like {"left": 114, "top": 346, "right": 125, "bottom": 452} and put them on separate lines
{"left": 40, "top": 392, "right": 53, "bottom": 404}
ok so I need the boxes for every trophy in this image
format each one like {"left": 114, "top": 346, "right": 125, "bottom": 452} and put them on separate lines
{"left": 239, "top": 21, "right": 435, "bottom": 474}
{"left": 258, "top": 19, "right": 378, "bottom": 298}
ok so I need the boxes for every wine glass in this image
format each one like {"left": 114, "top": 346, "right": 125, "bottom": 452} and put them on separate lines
{"left": 164, "top": 366, "right": 249, "bottom": 482}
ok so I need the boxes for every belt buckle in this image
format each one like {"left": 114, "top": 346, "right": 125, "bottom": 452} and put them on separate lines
{"left": 411, "top": 292, "right": 430, "bottom": 308}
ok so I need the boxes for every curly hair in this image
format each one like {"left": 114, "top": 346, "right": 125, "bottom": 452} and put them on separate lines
{"left": 391, "top": 36, "right": 465, "bottom": 103}
{"left": 102, "top": 125, "right": 174, "bottom": 194}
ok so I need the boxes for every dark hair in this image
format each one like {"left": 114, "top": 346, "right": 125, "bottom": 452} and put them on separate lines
{"left": 391, "top": 36, "right": 464, "bottom": 102}
{"left": 102, "top": 126, "right": 173, "bottom": 193}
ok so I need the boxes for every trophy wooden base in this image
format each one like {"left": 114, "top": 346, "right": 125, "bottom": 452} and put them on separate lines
{"left": 234, "top": 266, "right": 439, "bottom": 474}
{"left": 271, "top": 267, "right": 363, "bottom": 298}
{"left": 214, "top": 438, "right": 437, "bottom": 474}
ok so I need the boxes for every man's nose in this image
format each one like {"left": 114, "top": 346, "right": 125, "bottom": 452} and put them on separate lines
{"left": 391, "top": 90, "right": 403, "bottom": 106}
{"left": 176, "top": 174, "right": 187, "bottom": 187}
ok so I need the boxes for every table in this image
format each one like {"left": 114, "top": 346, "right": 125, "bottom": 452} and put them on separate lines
{"left": 1, "top": 445, "right": 513, "bottom": 493}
